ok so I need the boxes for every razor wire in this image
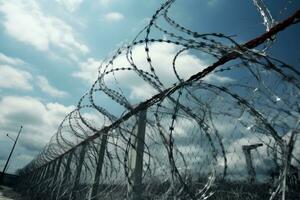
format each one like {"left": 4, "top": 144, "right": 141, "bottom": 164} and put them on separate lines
{"left": 16, "top": 0, "right": 300, "bottom": 199}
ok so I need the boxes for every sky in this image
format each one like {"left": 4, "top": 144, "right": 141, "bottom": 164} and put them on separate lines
{"left": 0, "top": 0, "right": 299, "bottom": 174}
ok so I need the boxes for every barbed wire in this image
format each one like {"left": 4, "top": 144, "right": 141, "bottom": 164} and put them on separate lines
{"left": 15, "top": 0, "right": 300, "bottom": 199}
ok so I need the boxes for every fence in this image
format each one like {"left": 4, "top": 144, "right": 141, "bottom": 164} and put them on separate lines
{"left": 16, "top": 0, "right": 300, "bottom": 199}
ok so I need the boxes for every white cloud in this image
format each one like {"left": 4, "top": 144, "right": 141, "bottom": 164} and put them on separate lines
{"left": 129, "top": 83, "right": 157, "bottom": 100}
{"left": 0, "top": 53, "right": 24, "bottom": 65}
{"left": 101, "top": 42, "right": 233, "bottom": 101}
{"left": 99, "top": 0, "right": 118, "bottom": 5}
{"left": 55, "top": 0, "right": 83, "bottom": 12}
{"left": 73, "top": 43, "right": 233, "bottom": 102}
{"left": 0, "top": 0, "right": 89, "bottom": 54}
{"left": 205, "top": 73, "right": 234, "bottom": 83}
{"left": 0, "top": 96, "right": 74, "bottom": 143}
{"left": 0, "top": 96, "right": 75, "bottom": 171}
{"left": 103, "top": 12, "right": 124, "bottom": 22}
{"left": 72, "top": 58, "right": 101, "bottom": 84}
{"left": 36, "top": 76, "right": 68, "bottom": 98}
{"left": 0, "top": 53, "right": 68, "bottom": 96}
{"left": 0, "top": 64, "right": 33, "bottom": 90}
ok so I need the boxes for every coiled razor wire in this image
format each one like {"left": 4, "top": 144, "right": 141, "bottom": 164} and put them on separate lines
{"left": 16, "top": 0, "right": 300, "bottom": 199}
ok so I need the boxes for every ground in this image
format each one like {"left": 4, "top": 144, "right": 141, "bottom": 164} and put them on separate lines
{"left": 0, "top": 186, "right": 23, "bottom": 200}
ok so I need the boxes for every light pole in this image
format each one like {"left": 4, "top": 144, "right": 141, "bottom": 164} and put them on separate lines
{"left": 0, "top": 126, "right": 23, "bottom": 183}
{"left": 6, "top": 134, "right": 15, "bottom": 142}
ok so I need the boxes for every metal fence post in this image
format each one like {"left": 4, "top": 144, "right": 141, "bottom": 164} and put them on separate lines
{"left": 63, "top": 151, "right": 74, "bottom": 183}
{"left": 127, "top": 109, "right": 147, "bottom": 200}
{"left": 50, "top": 156, "right": 63, "bottom": 199}
{"left": 57, "top": 151, "right": 74, "bottom": 199}
{"left": 52, "top": 156, "right": 63, "bottom": 184}
{"left": 48, "top": 161, "right": 57, "bottom": 181}
{"left": 91, "top": 133, "right": 108, "bottom": 199}
{"left": 41, "top": 164, "right": 51, "bottom": 182}
{"left": 24, "top": 170, "right": 38, "bottom": 194}
{"left": 71, "top": 143, "right": 88, "bottom": 200}
{"left": 35, "top": 166, "right": 46, "bottom": 185}
{"left": 242, "top": 143, "right": 263, "bottom": 183}
{"left": 29, "top": 170, "right": 39, "bottom": 186}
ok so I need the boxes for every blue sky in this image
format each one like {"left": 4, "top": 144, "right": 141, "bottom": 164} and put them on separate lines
{"left": 0, "top": 0, "right": 299, "bottom": 174}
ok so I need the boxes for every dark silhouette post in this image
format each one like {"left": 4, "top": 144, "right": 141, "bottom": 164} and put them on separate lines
{"left": 127, "top": 109, "right": 147, "bottom": 200}
{"left": 0, "top": 126, "right": 23, "bottom": 184}
{"left": 71, "top": 143, "right": 87, "bottom": 200}
{"left": 38, "top": 165, "right": 49, "bottom": 184}
{"left": 52, "top": 156, "right": 63, "bottom": 185}
{"left": 242, "top": 143, "right": 263, "bottom": 183}
{"left": 91, "top": 133, "right": 108, "bottom": 199}
{"left": 57, "top": 151, "right": 74, "bottom": 199}
{"left": 49, "top": 157, "right": 63, "bottom": 200}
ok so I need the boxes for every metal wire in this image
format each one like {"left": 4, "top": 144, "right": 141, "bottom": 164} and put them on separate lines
{"left": 15, "top": 1, "right": 300, "bottom": 199}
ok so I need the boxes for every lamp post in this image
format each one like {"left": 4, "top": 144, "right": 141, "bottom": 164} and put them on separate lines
{"left": 6, "top": 134, "right": 15, "bottom": 142}
{"left": 0, "top": 126, "right": 23, "bottom": 183}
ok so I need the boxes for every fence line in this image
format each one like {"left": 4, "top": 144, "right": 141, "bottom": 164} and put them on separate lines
{"left": 16, "top": 0, "right": 300, "bottom": 199}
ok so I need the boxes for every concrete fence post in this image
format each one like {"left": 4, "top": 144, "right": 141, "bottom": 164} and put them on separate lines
{"left": 41, "top": 164, "right": 51, "bottom": 183}
{"left": 52, "top": 156, "right": 63, "bottom": 184}
{"left": 127, "top": 109, "right": 147, "bottom": 200}
{"left": 63, "top": 151, "right": 74, "bottom": 182}
{"left": 57, "top": 151, "right": 74, "bottom": 199}
{"left": 242, "top": 143, "right": 263, "bottom": 183}
{"left": 71, "top": 143, "right": 88, "bottom": 200}
{"left": 30, "top": 170, "right": 39, "bottom": 185}
{"left": 91, "top": 133, "right": 108, "bottom": 199}
{"left": 50, "top": 156, "right": 63, "bottom": 199}
{"left": 48, "top": 161, "right": 57, "bottom": 182}
{"left": 36, "top": 166, "right": 45, "bottom": 185}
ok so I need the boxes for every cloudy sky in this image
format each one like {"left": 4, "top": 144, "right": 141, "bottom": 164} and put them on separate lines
{"left": 0, "top": 0, "right": 299, "bottom": 174}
